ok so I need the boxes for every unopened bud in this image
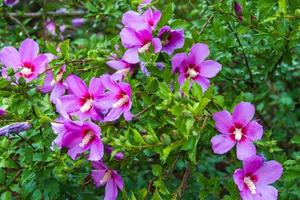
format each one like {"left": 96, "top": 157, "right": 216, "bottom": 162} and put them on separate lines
{"left": 0, "top": 122, "right": 31, "bottom": 136}
{"left": 0, "top": 108, "right": 6, "bottom": 117}
{"left": 234, "top": 2, "right": 243, "bottom": 22}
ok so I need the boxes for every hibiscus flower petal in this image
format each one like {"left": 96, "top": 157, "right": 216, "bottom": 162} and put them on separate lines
{"left": 199, "top": 60, "right": 222, "bottom": 78}
{"left": 236, "top": 139, "right": 256, "bottom": 160}
{"left": 243, "top": 121, "right": 263, "bottom": 141}
{"left": 232, "top": 102, "right": 255, "bottom": 127}
{"left": 188, "top": 43, "right": 210, "bottom": 66}
{"left": 213, "top": 110, "right": 234, "bottom": 134}
{"left": 233, "top": 169, "right": 245, "bottom": 191}
{"left": 66, "top": 74, "right": 89, "bottom": 97}
{"left": 211, "top": 134, "right": 236, "bottom": 154}
{"left": 254, "top": 161, "right": 283, "bottom": 185}
{"left": 19, "top": 38, "right": 39, "bottom": 63}
{"left": 0, "top": 47, "right": 22, "bottom": 69}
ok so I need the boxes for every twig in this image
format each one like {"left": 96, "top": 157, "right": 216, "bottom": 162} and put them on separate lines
{"left": 226, "top": 21, "right": 254, "bottom": 88}
{"left": 15, "top": 132, "right": 35, "bottom": 150}
{"left": 173, "top": 166, "right": 192, "bottom": 199}
{"left": 133, "top": 104, "right": 155, "bottom": 119}
{"left": 199, "top": 14, "right": 215, "bottom": 35}
{"left": 9, "top": 11, "right": 86, "bottom": 18}
{"left": 7, "top": 13, "right": 30, "bottom": 37}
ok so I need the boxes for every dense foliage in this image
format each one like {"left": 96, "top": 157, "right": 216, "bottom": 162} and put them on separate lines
{"left": 0, "top": 0, "right": 299, "bottom": 199}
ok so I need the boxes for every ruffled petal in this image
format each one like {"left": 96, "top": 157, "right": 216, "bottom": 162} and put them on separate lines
{"left": 199, "top": 60, "right": 222, "bottom": 78}
{"left": 171, "top": 53, "right": 187, "bottom": 73}
{"left": 188, "top": 43, "right": 210, "bottom": 66}
{"left": 236, "top": 139, "right": 256, "bottom": 160}
{"left": 243, "top": 155, "right": 264, "bottom": 175}
{"left": 104, "top": 178, "right": 118, "bottom": 200}
{"left": 123, "top": 48, "right": 140, "bottom": 64}
{"left": 65, "top": 74, "right": 89, "bottom": 97}
{"left": 89, "top": 139, "right": 104, "bottom": 161}
{"left": 232, "top": 102, "right": 255, "bottom": 127}
{"left": 240, "top": 189, "right": 254, "bottom": 200}
{"left": 254, "top": 185, "right": 278, "bottom": 200}
{"left": 104, "top": 107, "right": 124, "bottom": 122}
{"left": 89, "top": 77, "right": 104, "bottom": 98}
{"left": 91, "top": 169, "right": 107, "bottom": 187}
{"left": 19, "top": 38, "right": 39, "bottom": 63}
{"left": 212, "top": 110, "right": 234, "bottom": 134}
{"left": 193, "top": 76, "right": 210, "bottom": 92}
{"left": 113, "top": 172, "right": 124, "bottom": 190}
{"left": 0, "top": 47, "right": 22, "bottom": 69}
{"left": 120, "top": 27, "right": 142, "bottom": 48}
{"left": 233, "top": 169, "right": 245, "bottom": 191}
{"left": 243, "top": 121, "right": 263, "bottom": 141}
{"left": 50, "top": 83, "right": 65, "bottom": 103}
{"left": 152, "top": 38, "right": 162, "bottom": 53}
{"left": 100, "top": 74, "right": 121, "bottom": 92}
{"left": 58, "top": 95, "right": 81, "bottom": 113}
{"left": 211, "top": 134, "right": 236, "bottom": 154}
{"left": 32, "top": 54, "right": 48, "bottom": 74}
{"left": 254, "top": 161, "right": 283, "bottom": 185}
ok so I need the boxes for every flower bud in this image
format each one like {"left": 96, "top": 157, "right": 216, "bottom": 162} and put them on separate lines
{"left": 4, "top": 0, "right": 19, "bottom": 7}
{"left": 0, "top": 108, "right": 6, "bottom": 117}
{"left": 161, "top": 134, "right": 171, "bottom": 145}
{"left": 234, "top": 1, "right": 243, "bottom": 22}
{"left": 104, "top": 146, "right": 124, "bottom": 160}
{"left": 0, "top": 122, "right": 31, "bottom": 136}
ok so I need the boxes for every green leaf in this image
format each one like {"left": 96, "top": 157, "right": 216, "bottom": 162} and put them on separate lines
{"left": 152, "top": 165, "right": 162, "bottom": 176}
{"left": 60, "top": 40, "right": 70, "bottom": 60}
{"left": 278, "top": 0, "right": 287, "bottom": 14}
{"left": 132, "top": 129, "right": 146, "bottom": 145}
{"left": 182, "top": 79, "right": 190, "bottom": 96}
{"left": 158, "top": 4, "right": 174, "bottom": 27}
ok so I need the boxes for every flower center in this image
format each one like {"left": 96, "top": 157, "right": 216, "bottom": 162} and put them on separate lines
{"left": 80, "top": 99, "right": 93, "bottom": 113}
{"left": 112, "top": 95, "right": 129, "bottom": 108}
{"left": 187, "top": 68, "right": 198, "bottom": 78}
{"left": 79, "top": 131, "right": 94, "bottom": 147}
{"left": 138, "top": 42, "right": 151, "bottom": 53}
{"left": 233, "top": 128, "right": 243, "bottom": 141}
{"left": 99, "top": 170, "right": 112, "bottom": 185}
{"left": 20, "top": 67, "right": 32, "bottom": 77}
{"left": 244, "top": 176, "right": 256, "bottom": 194}
{"left": 50, "top": 71, "right": 64, "bottom": 86}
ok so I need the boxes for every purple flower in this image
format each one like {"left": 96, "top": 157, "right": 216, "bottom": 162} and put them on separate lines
{"left": 233, "top": 155, "right": 283, "bottom": 200}
{"left": 0, "top": 39, "right": 51, "bottom": 82}
{"left": 58, "top": 74, "right": 105, "bottom": 121}
{"left": 0, "top": 122, "right": 31, "bottom": 136}
{"left": 106, "top": 54, "right": 137, "bottom": 76}
{"left": 40, "top": 65, "right": 66, "bottom": 103}
{"left": 45, "top": 20, "right": 56, "bottom": 36}
{"left": 171, "top": 43, "right": 222, "bottom": 92}
{"left": 72, "top": 18, "right": 85, "bottom": 27}
{"left": 158, "top": 26, "right": 184, "bottom": 55}
{"left": 234, "top": 1, "right": 243, "bottom": 22}
{"left": 59, "top": 25, "right": 66, "bottom": 33}
{"left": 120, "top": 27, "right": 161, "bottom": 64}
{"left": 140, "top": 61, "right": 151, "bottom": 76}
{"left": 211, "top": 102, "right": 263, "bottom": 160}
{"left": 122, "top": 8, "right": 161, "bottom": 31}
{"left": 156, "top": 62, "right": 165, "bottom": 71}
{"left": 104, "top": 146, "right": 124, "bottom": 160}
{"left": 0, "top": 108, "right": 6, "bottom": 117}
{"left": 92, "top": 161, "right": 124, "bottom": 200}
{"left": 95, "top": 74, "right": 132, "bottom": 122}
{"left": 56, "top": 120, "right": 104, "bottom": 161}
{"left": 4, "top": 0, "right": 19, "bottom": 7}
